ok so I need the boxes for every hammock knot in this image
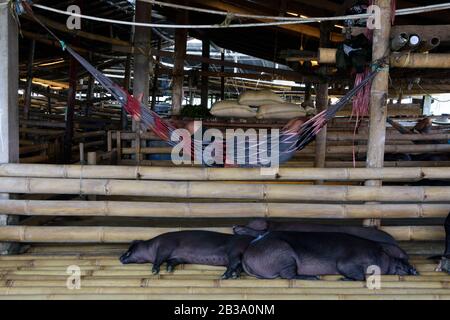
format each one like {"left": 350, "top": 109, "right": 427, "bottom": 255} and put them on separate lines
{"left": 220, "top": 12, "right": 236, "bottom": 27}
{"left": 11, "top": 0, "right": 32, "bottom": 16}
{"left": 59, "top": 40, "right": 67, "bottom": 51}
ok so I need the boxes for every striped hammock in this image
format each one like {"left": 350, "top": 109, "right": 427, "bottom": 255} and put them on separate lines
{"left": 19, "top": 0, "right": 381, "bottom": 167}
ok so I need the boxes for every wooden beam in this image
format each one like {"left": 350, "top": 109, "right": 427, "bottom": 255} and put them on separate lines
{"left": 151, "top": 39, "right": 162, "bottom": 111}
{"left": 366, "top": 0, "right": 392, "bottom": 188}
{"left": 351, "top": 25, "right": 450, "bottom": 43}
{"left": 220, "top": 50, "right": 225, "bottom": 100}
{"left": 155, "top": 49, "right": 318, "bottom": 82}
{"left": 189, "top": 0, "right": 343, "bottom": 41}
{"left": 0, "top": 1, "right": 20, "bottom": 254}
{"left": 63, "top": 54, "right": 78, "bottom": 164}
{"left": 201, "top": 39, "right": 210, "bottom": 108}
{"left": 132, "top": 1, "right": 152, "bottom": 132}
{"left": 172, "top": 10, "right": 188, "bottom": 116}
{"left": 23, "top": 40, "right": 36, "bottom": 121}
{"left": 315, "top": 23, "right": 332, "bottom": 176}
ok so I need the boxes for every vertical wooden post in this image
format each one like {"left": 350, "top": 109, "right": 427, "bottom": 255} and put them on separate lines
{"left": 23, "top": 40, "right": 36, "bottom": 121}
{"left": 85, "top": 54, "right": 94, "bottom": 117}
{"left": 422, "top": 95, "right": 432, "bottom": 116}
{"left": 132, "top": 2, "right": 152, "bottom": 162}
{"left": 314, "top": 23, "right": 331, "bottom": 177}
{"left": 132, "top": 1, "right": 152, "bottom": 131}
{"left": 304, "top": 83, "right": 312, "bottom": 103}
{"left": 172, "top": 11, "right": 188, "bottom": 116}
{"left": 220, "top": 50, "right": 225, "bottom": 100}
{"left": 365, "top": 0, "right": 392, "bottom": 187}
{"left": 87, "top": 152, "right": 97, "bottom": 201}
{"left": 122, "top": 52, "right": 132, "bottom": 130}
{"left": 201, "top": 39, "right": 210, "bottom": 108}
{"left": 116, "top": 131, "right": 122, "bottom": 164}
{"left": 63, "top": 56, "right": 78, "bottom": 164}
{"left": 151, "top": 39, "right": 162, "bottom": 110}
{"left": 79, "top": 143, "right": 85, "bottom": 164}
{"left": 47, "top": 87, "right": 52, "bottom": 114}
{"left": 364, "top": 0, "right": 392, "bottom": 228}
{"left": 0, "top": 1, "right": 20, "bottom": 254}
{"left": 87, "top": 152, "right": 97, "bottom": 165}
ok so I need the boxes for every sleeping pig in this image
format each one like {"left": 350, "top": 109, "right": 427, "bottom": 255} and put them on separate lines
{"left": 242, "top": 231, "right": 417, "bottom": 281}
{"left": 234, "top": 219, "right": 398, "bottom": 246}
{"left": 435, "top": 212, "right": 450, "bottom": 273}
{"left": 119, "top": 231, "right": 253, "bottom": 279}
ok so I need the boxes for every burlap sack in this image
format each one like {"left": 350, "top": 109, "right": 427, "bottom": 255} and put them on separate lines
{"left": 256, "top": 103, "right": 307, "bottom": 120}
{"left": 305, "top": 107, "right": 317, "bottom": 116}
{"left": 210, "top": 100, "right": 257, "bottom": 118}
{"left": 238, "top": 90, "right": 285, "bottom": 106}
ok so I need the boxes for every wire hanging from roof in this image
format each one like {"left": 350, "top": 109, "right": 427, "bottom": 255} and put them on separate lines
{"left": 30, "top": 2, "right": 450, "bottom": 29}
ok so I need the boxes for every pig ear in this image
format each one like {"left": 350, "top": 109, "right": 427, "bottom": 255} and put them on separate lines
{"left": 131, "top": 240, "right": 143, "bottom": 245}
{"left": 247, "top": 219, "right": 269, "bottom": 231}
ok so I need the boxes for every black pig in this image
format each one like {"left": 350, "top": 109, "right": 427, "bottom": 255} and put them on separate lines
{"left": 234, "top": 219, "right": 398, "bottom": 246}
{"left": 120, "top": 231, "right": 253, "bottom": 279}
{"left": 242, "top": 231, "right": 417, "bottom": 281}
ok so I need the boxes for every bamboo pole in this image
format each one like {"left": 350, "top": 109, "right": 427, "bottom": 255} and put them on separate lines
{"left": 366, "top": 0, "right": 392, "bottom": 188}
{"left": 1, "top": 164, "right": 450, "bottom": 181}
{"left": 0, "top": 200, "right": 448, "bottom": 219}
{"left": 319, "top": 48, "right": 450, "bottom": 69}
{"left": 4, "top": 279, "right": 449, "bottom": 290}
{"left": 0, "top": 226, "right": 444, "bottom": 243}
{"left": 1, "top": 177, "right": 450, "bottom": 202}
{"left": 327, "top": 132, "right": 450, "bottom": 142}
{"left": 171, "top": 11, "right": 187, "bottom": 116}
{"left": 2, "top": 293, "right": 450, "bottom": 300}
{"left": 119, "top": 143, "right": 450, "bottom": 156}
{"left": 328, "top": 144, "right": 450, "bottom": 154}
{"left": 315, "top": 23, "right": 331, "bottom": 176}
{"left": 1, "top": 287, "right": 450, "bottom": 296}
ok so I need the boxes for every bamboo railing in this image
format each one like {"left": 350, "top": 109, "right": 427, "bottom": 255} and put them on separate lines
{"left": 108, "top": 128, "right": 450, "bottom": 166}
{"left": 0, "top": 200, "right": 448, "bottom": 219}
{"left": 1, "top": 177, "right": 450, "bottom": 201}
{"left": 0, "top": 226, "right": 444, "bottom": 242}
{"left": 1, "top": 164, "right": 450, "bottom": 181}
{"left": 0, "top": 251, "right": 448, "bottom": 300}
{"left": 0, "top": 164, "right": 448, "bottom": 244}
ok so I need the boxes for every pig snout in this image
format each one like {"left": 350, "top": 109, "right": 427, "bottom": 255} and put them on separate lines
{"left": 409, "top": 266, "right": 419, "bottom": 276}
{"left": 119, "top": 251, "right": 133, "bottom": 264}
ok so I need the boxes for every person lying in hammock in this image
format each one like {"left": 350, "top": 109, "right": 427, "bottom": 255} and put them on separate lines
{"left": 175, "top": 118, "right": 306, "bottom": 168}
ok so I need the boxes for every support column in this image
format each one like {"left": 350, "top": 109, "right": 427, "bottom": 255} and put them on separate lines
{"left": 422, "top": 95, "right": 433, "bottom": 116}
{"left": 122, "top": 52, "right": 132, "bottom": 130}
{"left": 201, "top": 39, "right": 210, "bottom": 108}
{"left": 151, "top": 39, "right": 162, "bottom": 111}
{"left": 132, "top": 1, "right": 152, "bottom": 131}
{"left": 63, "top": 56, "right": 78, "bottom": 164}
{"left": 364, "top": 0, "right": 392, "bottom": 228}
{"left": 365, "top": 0, "right": 392, "bottom": 187}
{"left": 315, "top": 23, "right": 331, "bottom": 175}
{"left": 85, "top": 72, "right": 94, "bottom": 117}
{"left": 23, "top": 40, "right": 36, "bottom": 121}
{"left": 47, "top": 87, "right": 52, "bottom": 114}
{"left": 304, "top": 83, "right": 312, "bottom": 104}
{"left": 0, "top": 2, "right": 20, "bottom": 254}
{"left": 172, "top": 12, "right": 188, "bottom": 116}
{"left": 220, "top": 50, "right": 225, "bottom": 100}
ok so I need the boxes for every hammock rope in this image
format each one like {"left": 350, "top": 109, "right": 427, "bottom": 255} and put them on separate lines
{"left": 16, "top": 0, "right": 385, "bottom": 167}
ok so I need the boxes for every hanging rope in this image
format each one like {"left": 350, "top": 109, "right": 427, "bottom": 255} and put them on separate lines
{"left": 26, "top": 1, "right": 450, "bottom": 30}
{"left": 145, "top": 0, "right": 450, "bottom": 22}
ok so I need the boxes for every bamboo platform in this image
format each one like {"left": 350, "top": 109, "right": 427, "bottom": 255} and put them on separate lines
{"left": 0, "top": 244, "right": 449, "bottom": 300}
